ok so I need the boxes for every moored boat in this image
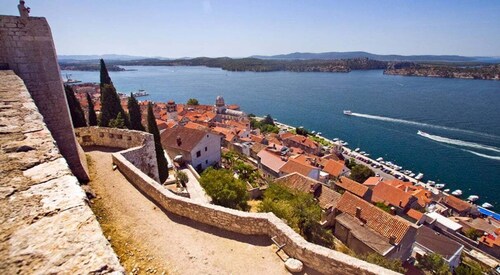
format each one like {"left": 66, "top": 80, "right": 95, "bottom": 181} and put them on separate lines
{"left": 452, "top": 189, "right": 463, "bottom": 196}
{"left": 482, "top": 202, "right": 493, "bottom": 209}
{"left": 467, "top": 195, "right": 479, "bottom": 202}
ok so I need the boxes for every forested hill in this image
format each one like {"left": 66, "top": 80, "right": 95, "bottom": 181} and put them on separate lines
{"left": 118, "top": 57, "right": 387, "bottom": 72}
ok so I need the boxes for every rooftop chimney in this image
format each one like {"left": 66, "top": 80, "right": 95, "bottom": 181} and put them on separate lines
{"left": 176, "top": 136, "right": 182, "bottom": 146}
{"left": 355, "top": 207, "right": 362, "bottom": 219}
{"left": 389, "top": 235, "right": 397, "bottom": 245}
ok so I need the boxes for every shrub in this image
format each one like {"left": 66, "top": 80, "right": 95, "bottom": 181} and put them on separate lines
{"left": 199, "top": 168, "right": 249, "bottom": 210}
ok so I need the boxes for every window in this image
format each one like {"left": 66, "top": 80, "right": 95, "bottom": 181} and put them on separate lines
{"left": 196, "top": 150, "right": 201, "bottom": 158}
{"left": 82, "top": 136, "right": 91, "bottom": 142}
{"left": 109, "top": 133, "right": 114, "bottom": 138}
{"left": 205, "top": 147, "right": 207, "bottom": 152}
{"left": 99, "top": 132, "right": 104, "bottom": 138}
{"left": 117, "top": 134, "right": 123, "bottom": 139}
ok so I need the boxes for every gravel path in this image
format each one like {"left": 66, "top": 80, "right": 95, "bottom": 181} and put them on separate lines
{"left": 87, "top": 149, "right": 296, "bottom": 275}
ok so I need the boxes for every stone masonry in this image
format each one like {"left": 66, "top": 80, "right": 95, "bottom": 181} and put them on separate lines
{"left": 0, "top": 15, "right": 89, "bottom": 181}
{"left": 0, "top": 71, "right": 123, "bottom": 273}
{"left": 75, "top": 127, "right": 160, "bottom": 182}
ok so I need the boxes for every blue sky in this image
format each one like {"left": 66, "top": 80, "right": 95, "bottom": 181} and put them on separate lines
{"left": 1, "top": 0, "right": 499, "bottom": 57}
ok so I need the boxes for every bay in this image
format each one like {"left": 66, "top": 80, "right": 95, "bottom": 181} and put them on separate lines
{"left": 63, "top": 66, "right": 500, "bottom": 209}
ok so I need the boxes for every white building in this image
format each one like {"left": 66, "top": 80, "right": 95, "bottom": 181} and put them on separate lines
{"left": 160, "top": 126, "right": 221, "bottom": 171}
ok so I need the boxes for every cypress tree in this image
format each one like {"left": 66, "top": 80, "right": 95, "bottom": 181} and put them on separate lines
{"left": 147, "top": 102, "right": 169, "bottom": 182}
{"left": 100, "top": 59, "right": 112, "bottom": 87}
{"left": 128, "top": 93, "right": 145, "bottom": 131}
{"left": 64, "top": 85, "right": 87, "bottom": 128}
{"left": 99, "top": 59, "right": 130, "bottom": 128}
{"left": 87, "top": 93, "right": 98, "bottom": 126}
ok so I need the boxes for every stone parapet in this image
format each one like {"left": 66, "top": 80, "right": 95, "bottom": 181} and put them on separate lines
{"left": 75, "top": 126, "right": 160, "bottom": 182}
{"left": 111, "top": 149, "right": 400, "bottom": 275}
{"left": 0, "top": 71, "right": 123, "bottom": 273}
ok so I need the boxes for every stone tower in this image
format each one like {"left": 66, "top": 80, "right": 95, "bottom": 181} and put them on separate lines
{"left": 166, "top": 100, "right": 177, "bottom": 121}
{"left": 215, "top": 95, "right": 225, "bottom": 114}
{"left": 0, "top": 15, "right": 89, "bottom": 181}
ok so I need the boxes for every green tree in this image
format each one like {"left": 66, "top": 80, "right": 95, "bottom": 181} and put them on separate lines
{"left": 176, "top": 171, "right": 189, "bottom": 188}
{"left": 259, "top": 183, "right": 322, "bottom": 239}
{"left": 349, "top": 164, "right": 375, "bottom": 183}
{"left": 100, "top": 58, "right": 112, "bottom": 86}
{"left": 199, "top": 167, "right": 249, "bottom": 210}
{"left": 147, "top": 102, "right": 169, "bottom": 183}
{"left": 454, "top": 262, "right": 483, "bottom": 275}
{"left": 86, "top": 93, "right": 98, "bottom": 126}
{"left": 128, "top": 93, "right": 145, "bottom": 131}
{"left": 262, "top": 114, "right": 275, "bottom": 126}
{"left": 234, "top": 161, "right": 258, "bottom": 186}
{"left": 108, "top": 112, "right": 126, "bottom": 129}
{"left": 359, "top": 253, "right": 406, "bottom": 273}
{"left": 417, "top": 253, "right": 451, "bottom": 275}
{"left": 464, "top": 228, "right": 482, "bottom": 241}
{"left": 64, "top": 85, "right": 87, "bottom": 128}
{"left": 186, "top": 98, "right": 199, "bottom": 105}
{"left": 99, "top": 59, "right": 130, "bottom": 128}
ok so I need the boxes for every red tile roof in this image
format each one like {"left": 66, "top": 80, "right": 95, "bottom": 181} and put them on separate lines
{"left": 336, "top": 177, "right": 369, "bottom": 198}
{"left": 372, "top": 182, "right": 415, "bottom": 208}
{"left": 363, "top": 176, "right": 383, "bottom": 186}
{"left": 160, "top": 126, "right": 215, "bottom": 152}
{"left": 336, "top": 192, "right": 414, "bottom": 244}
{"left": 323, "top": 159, "right": 346, "bottom": 177}
{"left": 441, "top": 195, "right": 472, "bottom": 213}
{"left": 257, "top": 149, "right": 286, "bottom": 174}
{"left": 279, "top": 158, "right": 318, "bottom": 178}
{"left": 407, "top": 209, "right": 424, "bottom": 221}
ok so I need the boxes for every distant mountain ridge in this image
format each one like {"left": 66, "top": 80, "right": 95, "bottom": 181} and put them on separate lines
{"left": 58, "top": 54, "right": 169, "bottom": 62}
{"left": 251, "top": 51, "right": 497, "bottom": 63}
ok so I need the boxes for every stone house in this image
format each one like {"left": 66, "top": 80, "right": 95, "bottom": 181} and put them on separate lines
{"left": 333, "top": 176, "right": 371, "bottom": 201}
{"left": 412, "top": 226, "right": 464, "bottom": 270}
{"left": 160, "top": 126, "right": 221, "bottom": 171}
{"left": 371, "top": 182, "right": 418, "bottom": 214}
{"left": 333, "top": 192, "right": 418, "bottom": 260}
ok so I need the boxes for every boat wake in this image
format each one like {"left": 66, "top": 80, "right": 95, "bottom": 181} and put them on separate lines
{"left": 417, "top": 131, "right": 500, "bottom": 153}
{"left": 349, "top": 112, "right": 499, "bottom": 140}
{"left": 462, "top": 150, "right": 500, "bottom": 161}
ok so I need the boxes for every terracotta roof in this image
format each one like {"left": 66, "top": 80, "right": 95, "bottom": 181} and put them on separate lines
{"left": 441, "top": 195, "right": 471, "bottom": 213}
{"left": 336, "top": 192, "right": 414, "bottom": 244}
{"left": 275, "top": 173, "right": 341, "bottom": 209}
{"left": 363, "top": 176, "right": 383, "bottom": 186}
{"left": 372, "top": 182, "right": 415, "bottom": 208}
{"left": 416, "top": 226, "right": 463, "bottom": 261}
{"left": 323, "top": 159, "right": 346, "bottom": 177}
{"left": 279, "top": 158, "right": 318, "bottom": 178}
{"left": 275, "top": 172, "right": 320, "bottom": 194}
{"left": 184, "top": 121, "right": 207, "bottom": 130}
{"left": 285, "top": 135, "right": 319, "bottom": 150}
{"left": 257, "top": 149, "right": 286, "bottom": 174}
{"left": 250, "top": 134, "right": 265, "bottom": 144}
{"left": 161, "top": 126, "right": 215, "bottom": 152}
{"left": 336, "top": 177, "right": 369, "bottom": 198}
{"left": 407, "top": 209, "right": 424, "bottom": 221}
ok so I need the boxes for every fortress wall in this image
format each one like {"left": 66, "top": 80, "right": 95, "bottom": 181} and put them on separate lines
{"left": 75, "top": 127, "right": 160, "bottom": 182}
{"left": 0, "top": 71, "right": 123, "bottom": 274}
{"left": 111, "top": 151, "right": 400, "bottom": 275}
{"left": 0, "top": 15, "right": 89, "bottom": 181}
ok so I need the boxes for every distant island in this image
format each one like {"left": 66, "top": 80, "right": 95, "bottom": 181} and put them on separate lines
{"left": 58, "top": 51, "right": 500, "bottom": 80}
{"left": 384, "top": 62, "right": 500, "bottom": 80}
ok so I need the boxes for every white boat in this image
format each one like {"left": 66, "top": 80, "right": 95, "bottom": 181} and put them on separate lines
{"left": 333, "top": 138, "right": 339, "bottom": 141}
{"left": 364, "top": 153, "right": 370, "bottom": 157}
{"left": 409, "top": 173, "right": 416, "bottom": 178}
{"left": 467, "top": 195, "right": 479, "bottom": 202}
{"left": 342, "top": 142, "right": 348, "bottom": 146}
{"left": 451, "top": 190, "right": 463, "bottom": 196}
{"left": 311, "top": 131, "right": 316, "bottom": 134}
{"left": 444, "top": 189, "right": 450, "bottom": 193}
{"left": 415, "top": 173, "right": 424, "bottom": 180}
{"left": 354, "top": 148, "right": 360, "bottom": 152}
{"left": 376, "top": 157, "right": 383, "bottom": 162}
{"left": 482, "top": 202, "right": 494, "bottom": 209}
{"left": 317, "top": 132, "right": 322, "bottom": 136}
{"left": 343, "top": 110, "right": 352, "bottom": 115}
{"left": 360, "top": 151, "right": 366, "bottom": 155}
{"left": 435, "top": 184, "right": 446, "bottom": 189}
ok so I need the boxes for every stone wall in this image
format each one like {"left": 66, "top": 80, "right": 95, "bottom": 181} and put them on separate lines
{"left": 111, "top": 150, "right": 400, "bottom": 274}
{"left": 0, "top": 15, "right": 89, "bottom": 181}
{"left": 75, "top": 127, "right": 160, "bottom": 182}
{"left": 0, "top": 71, "right": 123, "bottom": 273}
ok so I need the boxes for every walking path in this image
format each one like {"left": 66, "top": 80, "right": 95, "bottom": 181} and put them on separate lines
{"left": 86, "top": 149, "right": 301, "bottom": 275}
{"left": 179, "top": 167, "right": 211, "bottom": 204}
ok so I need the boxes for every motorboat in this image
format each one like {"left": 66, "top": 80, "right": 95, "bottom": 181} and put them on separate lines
{"left": 343, "top": 110, "right": 353, "bottom": 115}
{"left": 467, "top": 195, "right": 479, "bottom": 202}
{"left": 409, "top": 173, "right": 416, "bottom": 178}
{"left": 63, "top": 73, "right": 81, "bottom": 84}
{"left": 482, "top": 202, "right": 494, "bottom": 209}
{"left": 435, "top": 184, "right": 446, "bottom": 189}
{"left": 444, "top": 189, "right": 450, "bottom": 193}
{"left": 376, "top": 157, "right": 383, "bottom": 162}
{"left": 360, "top": 151, "right": 366, "bottom": 155}
{"left": 451, "top": 190, "right": 463, "bottom": 196}
{"left": 415, "top": 173, "right": 424, "bottom": 180}
{"left": 333, "top": 138, "right": 339, "bottom": 141}
{"left": 364, "top": 153, "right": 370, "bottom": 157}
{"left": 132, "top": 89, "right": 149, "bottom": 97}
{"left": 354, "top": 148, "right": 360, "bottom": 152}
